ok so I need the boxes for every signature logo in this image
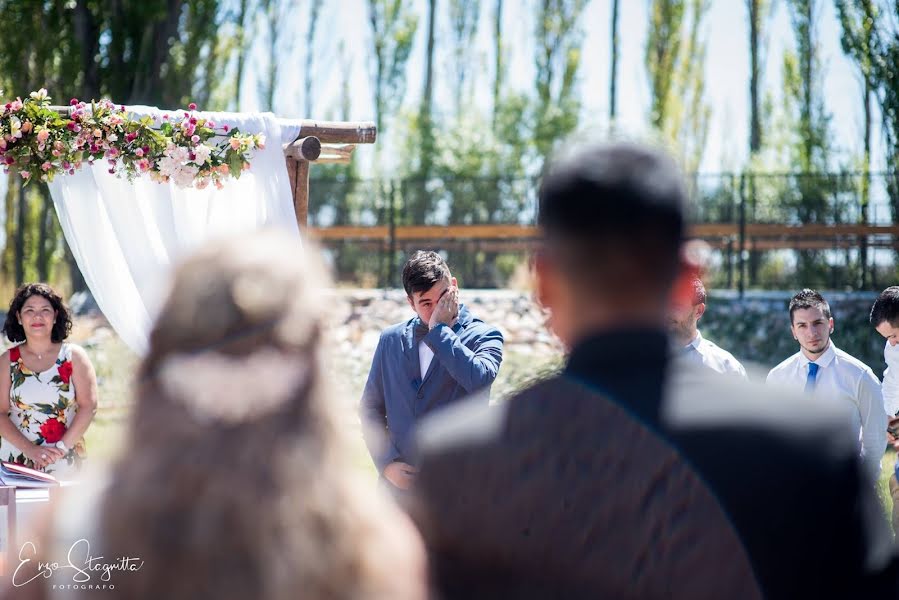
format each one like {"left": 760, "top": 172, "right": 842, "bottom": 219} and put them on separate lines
{"left": 12, "top": 538, "right": 143, "bottom": 588}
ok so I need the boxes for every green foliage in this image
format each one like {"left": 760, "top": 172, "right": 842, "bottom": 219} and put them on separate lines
{"left": 646, "top": 0, "right": 686, "bottom": 130}
{"left": 448, "top": 0, "right": 481, "bottom": 117}
{"left": 368, "top": 0, "right": 419, "bottom": 135}
{"left": 835, "top": 1, "right": 899, "bottom": 223}
{"left": 532, "top": 0, "right": 587, "bottom": 164}
{"left": 645, "top": 0, "right": 711, "bottom": 171}
{"left": 785, "top": 0, "right": 831, "bottom": 173}
{"left": 0, "top": 0, "right": 240, "bottom": 290}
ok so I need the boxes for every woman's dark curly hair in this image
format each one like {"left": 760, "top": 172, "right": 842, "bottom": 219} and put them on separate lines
{"left": 2, "top": 283, "right": 73, "bottom": 343}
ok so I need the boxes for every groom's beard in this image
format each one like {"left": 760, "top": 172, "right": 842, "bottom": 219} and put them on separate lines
{"left": 668, "top": 317, "right": 696, "bottom": 346}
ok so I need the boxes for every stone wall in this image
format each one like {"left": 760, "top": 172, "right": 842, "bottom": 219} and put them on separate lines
{"left": 326, "top": 289, "right": 891, "bottom": 388}
{"left": 701, "top": 290, "right": 886, "bottom": 376}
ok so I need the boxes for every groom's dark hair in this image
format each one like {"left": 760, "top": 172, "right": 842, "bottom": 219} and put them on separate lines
{"left": 403, "top": 251, "right": 451, "bottom": 297}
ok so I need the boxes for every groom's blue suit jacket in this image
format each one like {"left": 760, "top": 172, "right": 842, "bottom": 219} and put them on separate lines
{"left": 360, "top": 304, "right": 504, "bottom": 472}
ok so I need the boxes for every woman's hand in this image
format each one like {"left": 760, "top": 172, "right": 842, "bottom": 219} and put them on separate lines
{"left": 22, "top": 444, "right": 64, "bottom": 470}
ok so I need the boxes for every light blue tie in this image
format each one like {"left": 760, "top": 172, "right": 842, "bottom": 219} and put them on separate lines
{"left": 805, "top": 362, "right": 819, "bottom": 393}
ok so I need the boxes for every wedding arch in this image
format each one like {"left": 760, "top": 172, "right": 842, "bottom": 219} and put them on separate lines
{"left": 0, "top": 94, "right": 376, "bottom": 353}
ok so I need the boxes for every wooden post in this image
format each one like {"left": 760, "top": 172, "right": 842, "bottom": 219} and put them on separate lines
{"left": 286, "top": 158, "right": 310, "bottom": 230}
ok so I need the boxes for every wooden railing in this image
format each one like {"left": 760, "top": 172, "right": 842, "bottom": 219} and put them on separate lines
{"left": 306, "top": 223, "right": 899, "bottom": 251}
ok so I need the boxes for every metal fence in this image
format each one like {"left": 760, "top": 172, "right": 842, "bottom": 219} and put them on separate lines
{"left": 308, "top": 172, "right": 899, "bottom": 290}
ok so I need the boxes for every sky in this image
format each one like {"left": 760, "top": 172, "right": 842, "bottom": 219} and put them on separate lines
{"left": 249, "top": 0, "right": 882, "bottom": 177}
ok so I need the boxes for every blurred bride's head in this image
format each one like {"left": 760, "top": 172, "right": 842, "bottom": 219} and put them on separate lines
{"left": 100, "top": 230, "right": 425, "bottom": 600}
{"left": 139, "top": 229, "right": 332, "bottom": 444}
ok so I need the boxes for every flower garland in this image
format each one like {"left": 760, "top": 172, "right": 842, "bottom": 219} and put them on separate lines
{"left": 0, "top": 89, "right": 265, "bottom": 189}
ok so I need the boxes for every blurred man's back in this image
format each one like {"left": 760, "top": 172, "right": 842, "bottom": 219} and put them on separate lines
{"left": 410, "top": 141, "right": 894, "bottom": 599}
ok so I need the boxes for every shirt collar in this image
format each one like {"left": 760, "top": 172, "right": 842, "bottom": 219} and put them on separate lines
{"left": 798, "top": 340, "right": 836, "bottom": 369}
{"left": 686, "top": 330, "right": 702, "bottom": 350}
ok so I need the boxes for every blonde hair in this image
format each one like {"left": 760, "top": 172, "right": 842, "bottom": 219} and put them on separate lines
{"left": 97, "top": 231, "right": 425, "bottom": 600}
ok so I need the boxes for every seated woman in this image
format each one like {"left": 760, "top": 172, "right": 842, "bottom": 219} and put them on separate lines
{"left": 0, "top": 283, "right": 97, "bottom": 475}
{"left": 1, "top": 232, "right": 426, "bottom": 600}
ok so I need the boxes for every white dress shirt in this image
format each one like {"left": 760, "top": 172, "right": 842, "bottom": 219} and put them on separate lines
{"left": 419, "top": 341, "right": 434, "bottom": 380}
{"left": 681, "top": 331, "right": 748, "bottom": 378}
{"left": 882, "top": 340, "right": 899, "bottom": 416}
{"left": 767, "top": 341, "right": 887, "bottom": 480}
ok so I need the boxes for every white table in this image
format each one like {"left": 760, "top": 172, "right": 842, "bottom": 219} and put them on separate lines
{"left": 0, "top": 482, "right": 79, "bottom": 573}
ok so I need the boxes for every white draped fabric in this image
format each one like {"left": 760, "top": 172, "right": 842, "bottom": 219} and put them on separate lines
{"left": 48, "top": 109, "right": 303, "bottom": 354}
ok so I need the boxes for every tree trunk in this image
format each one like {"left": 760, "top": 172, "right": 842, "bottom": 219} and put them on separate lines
{"left": 15, "top": 181, "right": 26, "bottom": 286}
{"left": 860, "top": 55, "right": 872, "bottom": 289}
{"left": 304, "top": 1, "right": 321, "bottom": 117}
{"left": 610, "top": 0, "right": 619, "bottom": 122}
{"left": 129, "top": 0, "right": 183, "bottom": 104}
{"left": 492, "top": 0, "right": 503, "bottom": 131}
{"left": 423, "top": 0, "right": 436, "bottom": 115}
{"left": 36, "top": 185, "right": 52, "bottom": 282}
{"left": 234, "top": 0, "right": 251, "bottom": 109}
{"left": 747, "top": 0, "right": 761, "bottom": 154}
{"left": 73, "top": 0, "right": 100, "bottom": 100}
{"left": 65, "top": 244, "right": 86, "bottom": 293}
{"left": 801, "top": 0, "right": 814, "bottom": 172}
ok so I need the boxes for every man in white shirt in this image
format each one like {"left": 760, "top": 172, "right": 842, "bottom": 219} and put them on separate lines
{"left": 668, "top": 276, "right": 747, "bottom": 377}
{"left": 870, "top": 286, "right": 899, "bottom": 532}
{"left": 767, "top": 289, "right": 887, "bottom": 482}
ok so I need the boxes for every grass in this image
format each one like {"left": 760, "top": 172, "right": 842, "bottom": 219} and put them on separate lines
{"left": 880, "top": 450, "right": 897, "bottom": 527}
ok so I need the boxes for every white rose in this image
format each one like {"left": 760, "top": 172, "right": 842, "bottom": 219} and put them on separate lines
{"left": 193, "top": 144, "right": 211, "bottom": 165}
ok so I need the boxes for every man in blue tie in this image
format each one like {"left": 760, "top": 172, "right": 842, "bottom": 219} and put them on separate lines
{"left": 359, "top": 251, "right": 504, "bottom": 492}
{"left": 767, "top": 289, "right": 886, "bottom": 482}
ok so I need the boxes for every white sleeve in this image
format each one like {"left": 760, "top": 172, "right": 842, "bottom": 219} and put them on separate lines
{"left": 858, "top": 370, "right": 887, "bottom": 481}
{"left": 883, "top": 341, "right": 899, "bottom": 416}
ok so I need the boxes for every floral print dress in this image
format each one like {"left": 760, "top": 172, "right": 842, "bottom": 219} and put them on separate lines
{"left": 0, "top": 343, "right": 85, "bottom": 475}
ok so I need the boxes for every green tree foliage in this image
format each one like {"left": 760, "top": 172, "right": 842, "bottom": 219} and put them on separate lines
{"left": 532, "top": 0, "right": 587, "bottom": 164}
{"left": 0, "top": 0, "right": 237, "bottom": 290}
{"left": 368, "top": 0, "right": 419, "bottom": 140}
{"left": 835, "top": 0, "right": 876, "bottom": 287}
{"left": 645, "top": 0, "right": 710, "bottom": 172}
{"left": 779, "top": 0, "right": 842, "bottom": 285}
{"left": 646, "top": 0, "right": 686, "bottom": 131}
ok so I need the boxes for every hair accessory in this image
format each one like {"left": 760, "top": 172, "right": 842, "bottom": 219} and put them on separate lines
{"left": 158, "top": 349, "right": 308, "bottom": 424}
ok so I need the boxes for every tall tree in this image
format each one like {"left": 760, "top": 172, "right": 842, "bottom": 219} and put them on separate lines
{"left": 232, "top": 0, "right": 252, "bottom": 109}
{"left": 786, "top": 0, "right": 829, "bottom": 174}
{"left": 492, "top": 0, "right": 504, "bottom": 131}
{"left": 836, "top": 0, "right": 877, "bottom": 287}
{"left": 258, "top": 0, "right": 295, "bottom": 111}
{"left": 367, "top": 0, "right": 418, "bottom": 146}
{"left": 448, "top": 0, "right": 480, "bottom": 117}
{"left": 0, "top": 0, "right": 238, "bottom": 291}
{"left": 609, "top": 0, "right": 619, "bottom": 122}
{"left": 533, "top": 0, "right": 588, "bottom": 164}
{"left": 672, "top": 0, "right": 711, "bottom": 173}
{"left": 645, "top": 0, "right": 710, "bottom": 171}
{"left": 746, "top": 0, "right": 770, "bottom": 156}
{"left": 303, "top": 1, "right": 322, "bottom": 117}
{"left": 645, "top": 0, "right": 685, "bottom": 131}
{"left": 421, "top": 0, "right": 438, "bottom": 168}
{"left": 403, "top": 0, "right": 438, "bottom": 225}
{"left": 367, "top": 0, "right": 417, "bottom": 284}
{"left": 777, "top": 0, "right": 833, "bottom": 285}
